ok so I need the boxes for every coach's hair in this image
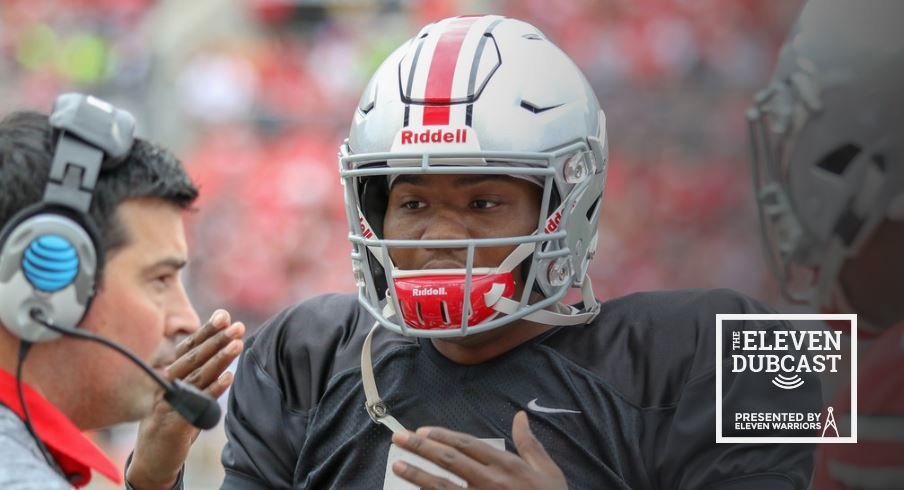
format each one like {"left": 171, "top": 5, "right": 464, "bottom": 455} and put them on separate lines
{"left": 0, "top": 110, "right": 198, "bottom": 278}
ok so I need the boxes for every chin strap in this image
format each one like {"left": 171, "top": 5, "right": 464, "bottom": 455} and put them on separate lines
{"left": 486, "top": 241, "right": 600, "bottom": 325}
{"left": 481, "top": 241, "right": 600, "bottom": 325}
{"left": 362, "top": 317, "right": 407, "bottom": 434}
{"left": 489, "top": 276, "right": 599, "bottom": 326}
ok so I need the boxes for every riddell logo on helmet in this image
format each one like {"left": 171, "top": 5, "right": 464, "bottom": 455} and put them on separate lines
{"left": 544, "top": 211, "right": 563, "bottom": 234}
{"left": 400, "top": 128, "right": 468, "bottom": 145}
{"left": 359, "top": 217, "right": 374, "bottom": 239}
{"left": 412, "top": 287, "right": 447, "bottom": 296}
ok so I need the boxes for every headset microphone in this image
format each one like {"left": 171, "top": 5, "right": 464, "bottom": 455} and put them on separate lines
{"left": 30, "top": 310, "right": 222, "bottom": 430}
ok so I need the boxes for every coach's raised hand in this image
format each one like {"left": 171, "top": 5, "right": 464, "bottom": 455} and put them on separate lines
{"left": 126, "top": 310, "right": 245, "bottom": 490}
{"left": 391, "top": 411, "right": 568, "bottom": 490}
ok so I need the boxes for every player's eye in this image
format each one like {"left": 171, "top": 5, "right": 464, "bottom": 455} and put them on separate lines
{"left": 401, "top": 200, "right": 426, "bottom": 209}
{"left": 471, "top": 199, "right": 498, "bottom": 209}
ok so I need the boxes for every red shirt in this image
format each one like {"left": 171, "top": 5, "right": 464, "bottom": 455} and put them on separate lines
{"left": 0, "top": 368, "right": 122, "bottom": 488}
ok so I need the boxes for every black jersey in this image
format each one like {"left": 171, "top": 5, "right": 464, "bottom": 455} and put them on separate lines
{"left": 220, "top": 289, "right": 818, "bottom": 489}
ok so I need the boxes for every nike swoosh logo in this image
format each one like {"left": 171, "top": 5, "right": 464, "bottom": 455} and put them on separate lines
{"left": 527, "top": 398, "right": 582, "bottom": 414}
{"left": 520, "top": 101, "right": 564, "bottom": 114}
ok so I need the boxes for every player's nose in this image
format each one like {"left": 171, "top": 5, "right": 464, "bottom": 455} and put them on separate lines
{"left": 420, "top": 206, "right": 470, "bottom": 242}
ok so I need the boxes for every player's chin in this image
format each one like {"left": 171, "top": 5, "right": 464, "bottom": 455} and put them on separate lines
{"left": 441, "top": 323, "right": 513, "bottom": 345}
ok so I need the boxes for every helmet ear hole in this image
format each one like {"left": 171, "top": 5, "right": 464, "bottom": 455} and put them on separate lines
{"left": 367, "top": 248, "right": 388, "bottom": 299}
{"left": 815, "top": 143, "right": 861, "bottom": 176}
{"left": 359, "top": 175, "right": 389, "bottom": 238}
{"left": 546, "top": 187, "right": 562, "bottom": 219}
{"left": 526, "top": 186, "right": 562, "bottom": 297}
{"left": 359, "top": 174, "right": 390, "bottom": 299}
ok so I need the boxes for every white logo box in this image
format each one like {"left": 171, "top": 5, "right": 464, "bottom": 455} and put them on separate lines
{"left": 715, "top": 313, "right": 857, "bottom": 444}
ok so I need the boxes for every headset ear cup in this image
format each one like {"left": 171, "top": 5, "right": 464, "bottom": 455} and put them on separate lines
{"left": 0, "top": 208, "right": 98, "bottom": 342}
{"left": 0, "top": 93, "right": 128, "bottom": 342}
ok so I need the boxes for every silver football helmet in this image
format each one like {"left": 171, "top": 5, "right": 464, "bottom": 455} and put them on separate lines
{"left": 339, "top": 15, "right": 607, "bottom": 338}
{"left": 748, "top": 0, "right": 904, "bottom": 318}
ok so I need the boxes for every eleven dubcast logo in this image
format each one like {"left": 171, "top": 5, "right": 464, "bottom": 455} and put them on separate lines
{"left": 715, "top": 314, "right": 857, "bottom": 444}
{"left": 730, "top": 329, "right": 843, "bottom": 390}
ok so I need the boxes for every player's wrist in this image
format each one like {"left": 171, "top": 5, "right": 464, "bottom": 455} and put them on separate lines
{"left": 124, "top": 451, "right": 183, "bottom": 490}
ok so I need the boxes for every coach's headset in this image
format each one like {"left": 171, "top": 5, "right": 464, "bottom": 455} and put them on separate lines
{"left": 0, "top": 93, "right": 135, "bottom": 342}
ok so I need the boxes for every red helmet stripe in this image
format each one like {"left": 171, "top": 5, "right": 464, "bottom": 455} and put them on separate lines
{"left": 423, "top": 16, "right": 482, "bottom": 126}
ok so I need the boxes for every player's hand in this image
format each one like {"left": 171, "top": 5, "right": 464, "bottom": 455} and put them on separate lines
{"left": 391, "top": 410, "right": 567, "bottom": 490}
{"left": 126, "top": 310, "right": 245, "bottom": 490}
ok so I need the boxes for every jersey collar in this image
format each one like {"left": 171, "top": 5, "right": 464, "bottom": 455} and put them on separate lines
{"left": 0, "top": 368, "right": 122, "bottom": 487}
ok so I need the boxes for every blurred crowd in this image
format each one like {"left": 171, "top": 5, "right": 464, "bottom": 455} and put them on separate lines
{"left": 0, "top": 0, "right": 801, "bottom": 486}
{"left": 1, "top": 0, "right": 801, "bottom": 324}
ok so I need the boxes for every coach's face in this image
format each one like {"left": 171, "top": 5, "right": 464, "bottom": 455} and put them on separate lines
{"left": 70, "top": 198, "right": 200, "bottom": 429}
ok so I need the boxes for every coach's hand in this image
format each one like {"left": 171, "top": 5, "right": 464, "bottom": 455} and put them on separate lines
{"left": 126, "top": 310, "right": 245, "bottom": 490}
{"left": 391, "top": 410, "right": 567, "bottom": 490}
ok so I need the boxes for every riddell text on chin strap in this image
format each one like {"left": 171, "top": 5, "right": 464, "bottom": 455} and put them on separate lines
{"left": 31, "top": 309, "right": 221, "bottom": 430}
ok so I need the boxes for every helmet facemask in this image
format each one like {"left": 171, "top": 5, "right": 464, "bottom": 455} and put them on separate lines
{"left": 340, "top": 141, "right": 605, "bottom": 338}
